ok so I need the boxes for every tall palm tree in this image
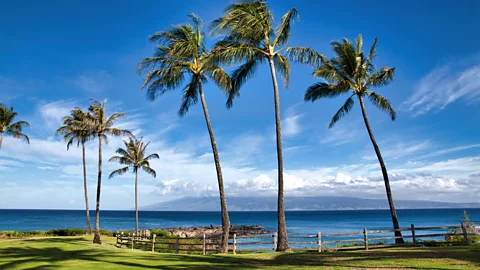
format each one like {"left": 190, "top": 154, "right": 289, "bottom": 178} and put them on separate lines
{"left": 87, "top": 99, "right": 131, "bottom": 244}
{"left": 109, "top": 136, "right": 159, "bottom": 233}
{"left": 303, "top": 34, "right": 404, "bottom": 243}
{"left": 56, "top": 108, "right": 93, "bottom": 235}
{"left": 210, "top": 0, "right": 319, "bottom": 251}
{"left": 0, "top": 104, "right": 30, "bottom": 150}
{"left": 138, "top": 14, "right": 233, "bottom": 253}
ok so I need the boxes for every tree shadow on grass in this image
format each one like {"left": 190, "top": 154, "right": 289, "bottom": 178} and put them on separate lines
{"left": 0, "top": 240, "right": 479, "bottom": 270}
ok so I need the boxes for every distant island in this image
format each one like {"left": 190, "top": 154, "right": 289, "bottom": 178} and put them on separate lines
{"left": 142, "top": 196, "right": 480, "bottom": 211}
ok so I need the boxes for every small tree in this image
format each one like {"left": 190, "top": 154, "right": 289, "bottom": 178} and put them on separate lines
{"left": 109, "top": 136, "right": 159, "bottom": 233}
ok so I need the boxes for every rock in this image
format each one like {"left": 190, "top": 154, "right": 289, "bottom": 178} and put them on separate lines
{"left": 161, "top": 225, "right": 269, "bottom": 238}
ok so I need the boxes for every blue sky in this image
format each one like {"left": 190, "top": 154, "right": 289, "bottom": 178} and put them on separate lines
{"left": 0, "top": 0, "right": 479, "bottom": 209}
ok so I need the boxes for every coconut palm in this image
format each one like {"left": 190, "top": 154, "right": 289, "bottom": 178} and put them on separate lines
{"left": 210, "top": 0, "right": 321, "bottom": 251}
{"left": 303, "top": 34, "right": 404, "bottom": 243}
{"left": 87, "top": 99, "right": 131, "bottom": 244}
{"left": 56, "top": 108, "right": 93, "bottom": 235}
{"left": 109, "top": 136, "right": 159, "bottom": 233}
{"left": 0, "top": 104, "right": 30, "bottom": 150}
{"left": 138, "top": 14, "right": 233, "bottom": 253}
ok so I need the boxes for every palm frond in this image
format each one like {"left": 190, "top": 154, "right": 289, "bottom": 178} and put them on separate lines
{"left": 109, "top": 167, "right": 129, "bottom": 179}
{"left": 144, "top": 153, "right": 160, "bottom": 161}
{"left": 142, "top": 165, "right": 157, "bottom": 178}
{"left": 178, "top": 75, "right": 200, "bottom": 116}
{"left": 367, "top": 92, "right": 396, "bottom": 120}
{"left": 366, "top": 67, "right": 395, "bottom": 88}
{"left": 227, "top": 56, "right": 262, "bottom": 108}
{"left": 329, "top": 96, "right": 355, "bottom": 128}
{"left": 272, "top": 8, "right": 298, "bottom": 47}
{"left": 273, "top": 54, "right": 290, "bottom": 88}
{"left": 285, "top": 47, "right": 326, "bottom": 67}
{"left": 304, "top": 82, "right": 349, "bottom": 101}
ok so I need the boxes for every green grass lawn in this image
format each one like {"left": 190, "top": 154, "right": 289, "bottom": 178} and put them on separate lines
{"left": 0, "top": 236, "right": 479, "bottom": 269}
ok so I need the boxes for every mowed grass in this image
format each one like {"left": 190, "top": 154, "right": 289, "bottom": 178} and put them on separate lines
{"left": 0, "top": 236, "right": 479, "bottom": 269}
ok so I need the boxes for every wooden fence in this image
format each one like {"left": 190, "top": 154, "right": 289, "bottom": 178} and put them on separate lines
{"left": 116, "top": 222, "right": 479, "bottom": 255}
{"left": 116, "top": 232, "right": 222, "bottom": 255}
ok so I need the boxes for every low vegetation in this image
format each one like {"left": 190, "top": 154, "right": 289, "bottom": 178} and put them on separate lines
{"left": 0, "top": 236, "right": 479, "bottom": 269}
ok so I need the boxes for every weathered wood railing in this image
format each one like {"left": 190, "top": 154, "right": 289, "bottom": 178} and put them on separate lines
{"left": 116, "top": 232, "right": 222, "bottom": 255}
{"left": 116, "top": 223, "right": 479, "bottom": 255}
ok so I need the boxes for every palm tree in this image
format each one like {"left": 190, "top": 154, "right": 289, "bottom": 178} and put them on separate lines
{"left": 138, "top": 14, "right": 233, "bottom": 253}
{"left": 0, "top": 104, "right": 30, "bottom": 150}
{"left": 210, "top": 1, "right": 320, "bottom": 251}
{"left": 87, "top": 99, "right": 131, "bottom": 244}
{"left": 109, "top": 136, "right": 159, "bottom": 233}
{"left": 303, "top": 34, "right": 404, "bottom": 243}
{"left": 56, "top": 108, "right": 93, "bottom": 235}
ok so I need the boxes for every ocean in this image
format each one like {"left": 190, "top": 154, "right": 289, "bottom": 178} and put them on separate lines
{"left": 1, "top": 208, "right": 479, "bottom": 235}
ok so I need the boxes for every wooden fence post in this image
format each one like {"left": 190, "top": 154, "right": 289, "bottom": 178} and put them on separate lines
{"left": 152, "top": 234, "right": 156, "bottom": 252}
{"left": 461, "top": 222, "right": 469, "bottom": 245}
{"left": 176, "top": 235, "right": 180, "bottom": 253}
{"left": 411, "top": 224, "right": 416, "bottom": 246}
{"left": 202, "top": 234, "right": 206, "bottom": 255}
{"left": 273, "top": 232, "right": 278, "bottom": 251}
{"left": 317, "top": 232, "right": 322, "bottom": 252}
{"left": 121, "top": 231, "right": 124, "bottom": 247}
{"left": 131, "top": 233, "right": 135, "bottom": 250}
{"left": 233, "top": 234, "right": 237, "bottom": 255}
{"left": 363, "top": 228, "right": 369, "bottom": 251}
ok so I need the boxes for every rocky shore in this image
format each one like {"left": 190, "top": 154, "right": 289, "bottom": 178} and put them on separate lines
{"left": 163, "top": 225, "right": 269, "bottom": 238}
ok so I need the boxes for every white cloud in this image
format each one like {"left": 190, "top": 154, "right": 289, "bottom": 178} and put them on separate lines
{"left": 320, "top": 123, "right": 363, "bottom": 146}
{"left": 282, "top": 105, "right": 303, "bottom": 137}
{"left": 418, "top": 144, "right": 480, "bottom": 159}
{"left": 70, "top": 70, "right": 114, "bottom": 92}
{"left": 39, "top": 100, "right": 76, "bottom": 130}
{"left": 402, "top": 59, "right": 480, "bottom": 116}
{"left": 363, "top": 140, "right": 430, "bottom": 161}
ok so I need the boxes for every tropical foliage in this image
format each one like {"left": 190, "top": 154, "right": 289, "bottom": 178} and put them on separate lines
{"left": 303, "top": 34, "right": 403, "bottom": 243}
{"left": 0, "top": 104, "right": 30, "bottom": 150}
{"left": 109, "top": 136, "right": 159, "bottom": 233}
{"left": 87, "top": 99, "right": 131, "bottom": 244}
{"left": 56, "top": 108, "right": 94, "bottom": 235}
{"left": 138, "top": 14, "right": 232, "bottom": 252}
{"left": 210, "top": 0, "right": 322, "bottom": 251}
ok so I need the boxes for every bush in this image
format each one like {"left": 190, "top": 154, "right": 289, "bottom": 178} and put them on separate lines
{"left": 0, "top": 228, "right": 115, "bottom": 239}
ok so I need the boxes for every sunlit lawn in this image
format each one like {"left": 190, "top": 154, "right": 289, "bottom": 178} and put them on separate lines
{"left": 0, "top": 236, "right": 479, "bottom": 269}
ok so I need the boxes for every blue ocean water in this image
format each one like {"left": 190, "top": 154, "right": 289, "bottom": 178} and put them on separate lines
{"left": 1, "top": 208, "right": 478, "bottom": 235}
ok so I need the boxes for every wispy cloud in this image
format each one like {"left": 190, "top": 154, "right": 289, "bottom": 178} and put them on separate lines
{"left": 39, "top": 100, "right": 77, "bottom": 130}
{"left": 282, "top": 105, "right": 303, "bottom": 137}
{"left": 70, "top": 70, "right": 114, "bottom": 93}
{"left": 418, "top": 144, "right": 480, "bottom": 159}
{"left": 363, "top": 140, "right": 431, "bottom": 161}
{"left": 320, "top": 124, "right": 363, "bottom": 146}
{"left": 402, "top": 58, "right": 480, "bottom": 116}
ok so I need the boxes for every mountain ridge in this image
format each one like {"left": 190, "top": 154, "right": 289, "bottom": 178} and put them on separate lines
{"left": 143, "top": 196, "right": 480, "bottom": 211}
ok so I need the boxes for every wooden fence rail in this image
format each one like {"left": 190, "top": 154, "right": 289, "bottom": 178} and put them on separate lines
{"left": 116, "top": 222, "right": 479, "bottom": 255}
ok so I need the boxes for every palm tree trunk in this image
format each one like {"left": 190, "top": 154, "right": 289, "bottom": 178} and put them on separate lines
{"left": 358, "top": 95, "right": 404, "bottom": 244}
{"left": 198, "top": 80, "right": 230, "bottom": 253}
{"left": 135, "top": 170, "right": 139, "bottom": 234}
{"left": 267, "top": 56, "right": 290, "bottom": 252}
{"left": 0, "top": 132, "right": 3, "bottom": 150}
{"left": 82, "top": 142, "right": 92, "bottom": 235}
{"left": 93, "top": 137, "right": 103, "bottom": 244}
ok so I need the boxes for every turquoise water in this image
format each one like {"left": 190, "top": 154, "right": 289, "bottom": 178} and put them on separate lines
{"left": 2, "top": 208, "right": 478, "bottom": 250}
{"left": 1, "top": 208, "right": 478, "bottom": 234}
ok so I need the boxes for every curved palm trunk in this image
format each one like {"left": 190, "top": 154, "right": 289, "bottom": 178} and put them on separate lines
{"left": 93, "top": 137, "right": 103, "bottom": 244}
{"left": 358, "top": 95, "right": 404, "bottom": 244}
{"left": 0, "top": 132, "right": 3, "bottom": 150}
{"left": 135, "top": 170, "right": 139, "bottom": 234}
{"left": 267, "top": 56, "right": 290, "bottom": 252}
{"left": 198, "top": 81, "right": 230, "bottom": 253}
{"left": 82, "top": 142, "right": 92, "bottom": 235}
